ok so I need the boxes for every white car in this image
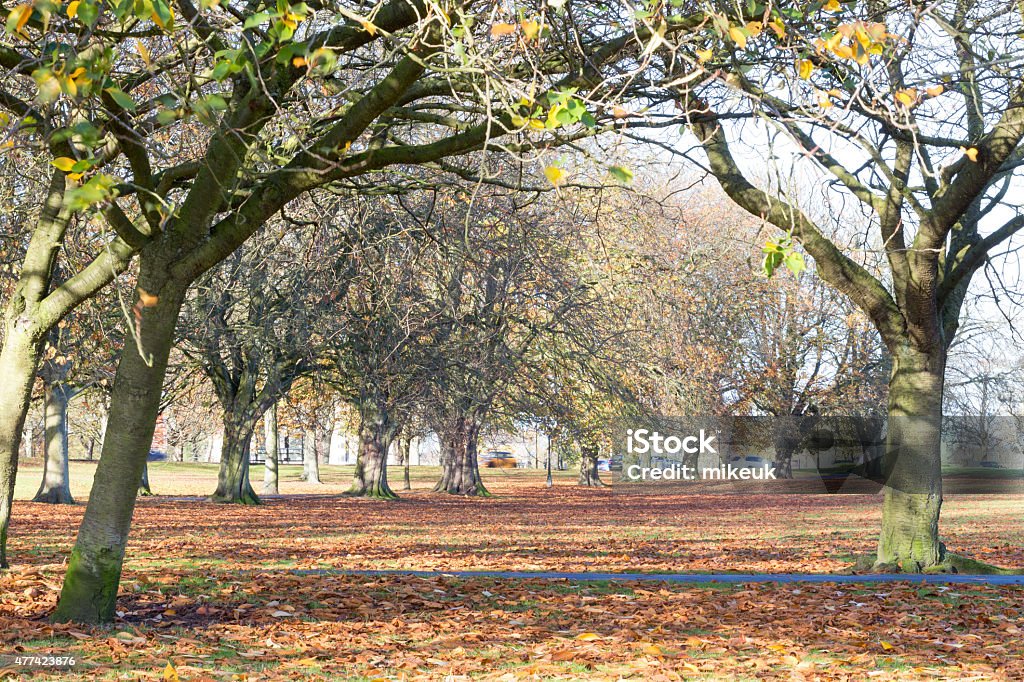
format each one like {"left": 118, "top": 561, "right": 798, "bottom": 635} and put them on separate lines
{"left": 727, "top": 455, "right": 775, "bottom": 470}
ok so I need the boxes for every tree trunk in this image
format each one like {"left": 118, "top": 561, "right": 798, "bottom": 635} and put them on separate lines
{"left": 434, "top": 416, "right": 489, "bottom": 496}
{"left": 302, "top": 429, "right": 322, "bottom": 484}
{"left": 772, "top": 422, "right": 799, "bottom": 480}
{"left": 347, "top": 404, "right": 396, "bottom": 499}
{"left": 33, "top": 383, "right": 75, "bottom": 504}
{"left": 211, "top": 419, "right": 259, "bottom": 505}
{"left": 263, "top": 404, "right": 279, "bottom": 495}
{"left": 138, "top": 462, "right": 153, "bottom": 497}
{"left": 316, "top": 423, "right": 332, "bottom": 466}
{"left": 401, "top": 436, "right": 411, "bottom": 490}
{"left": 52, "top": 282, "right": 185, "bottom": 624}
{"left": 578, "top": 444, "right": 605, "bottom": 486}
{"left": 0, "top": 327, "right": 44, "bottom": 568}
{"left": 874, "top": 346, "right": 945, "bottom": 572}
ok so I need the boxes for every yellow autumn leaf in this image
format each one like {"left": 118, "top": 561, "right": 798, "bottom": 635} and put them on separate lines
{"left": 879, "top": 640, "right": 894, "bottom": 651}
{"left": 520, "top": 19, "right": 539, "bottom": 40}
{"left": 136, "top": 40, "right": 151, "bottom": 67}
{"left": 695, "top": 48, "right": 712, "bottom": 63}
{"left": 797, "top": 59, "right": 814, "bottom": 80}
{"left": 728, "top": 26, "right": 747, "bottom": 49}
{"left": 961, "top": 146, "right": 979, "bottom": 162}
{"left": 359, "top": 18, "right": 376, "bottom": 35}
{"left": 768, "top": 19, "right": 785, "bottom": 38}
{"left": 292, "top": 56, "right": 307, "bottom": 67}
{"left": 51, "top": 157, "right": 76, "bottom": 172}
{"left": 894, "top": 88, "right": 917, "bottom": 107}
{"left": 10, "top": 4, "right": 32, "bottom": 34}
{"left": 576, "top": 632, "right": 602, "bottom": 641}
{"left": 824, "top": 0, "right": 841, "bottom": 10}
{"left": 926, "top": 84, "right": 944, "bottom": 97}
{"left": 544, "top": 165, "right": 566, "bottom": 186}
{"left": 163, "top": 662, "right": 180, "bottom": 682}
{"left": 490, "top": 22, "right": 516, "bottom": 38}
{"left": 643, "top": 643, "right": 664, "bottom": 656}
{"left": 66, "top": 0, "right": 79, "bottom": 18}
{"left": 832, "top": 44, "right": 854, "bottom": 60}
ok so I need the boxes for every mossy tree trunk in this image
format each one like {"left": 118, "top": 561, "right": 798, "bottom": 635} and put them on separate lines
{"left": 33, "top": 382, "right": 76, "bottom": 505}
{"left": 874, "top": 345, "right": 946, "bottom": 572}
{"left": 263, "top": 403, "right": 279, "bottom": 495}
{"left": 52, "top": 277, "right": 186, "bottom": 623}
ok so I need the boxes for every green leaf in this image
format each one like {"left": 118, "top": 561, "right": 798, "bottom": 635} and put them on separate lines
{"left": 65, "top": 174, "right": 116, "bottom": 211}
{"left": 608, "top": 165, "right": 633, "bottom": 183}
{"left": 243, "top": 11, "right": 271, "bottom": 28}
{"left": 105, "top": 87, "right": 137, "bottom": 111}
{"left": 784, "top": 251, "right": 806, "bottom": 276}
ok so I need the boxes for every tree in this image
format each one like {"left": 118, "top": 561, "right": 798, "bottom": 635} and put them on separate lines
{"left": 0, "top": 157, "right": 134, "bottom": 565}
{"left": 177, "top": 224, "right": 334, "bottom": 504}
{"left": 32, "top": 277, "right": 122, "bottom": 503}
{"left": 670, "top": 0, "right": 1024, "bottom": 571}
{"left": 327, "top": 204, "right": 433, "bottom": 499}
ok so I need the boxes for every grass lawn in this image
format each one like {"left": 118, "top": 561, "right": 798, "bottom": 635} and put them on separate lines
{"left": 3, "top": 465, "right": 1023, "bottom": 679}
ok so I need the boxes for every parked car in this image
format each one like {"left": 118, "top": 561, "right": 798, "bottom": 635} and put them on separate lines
{"left": 979, "top": 461, "right": 1004, "bottom": 469}
{"left": 483, "top": 451, "right": 518, "bottom": 468}
{"left": 727, "top": 454, "right": 774, "bottom": 469}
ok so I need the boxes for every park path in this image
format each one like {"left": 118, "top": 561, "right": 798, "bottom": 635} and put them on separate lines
{"left": 293, "top": 568, "right": 1024, "bottom": 585}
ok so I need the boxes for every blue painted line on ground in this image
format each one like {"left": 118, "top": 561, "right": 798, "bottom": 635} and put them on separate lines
{"left": 292, "top": 568, "right": 1024, "bottom": 585}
